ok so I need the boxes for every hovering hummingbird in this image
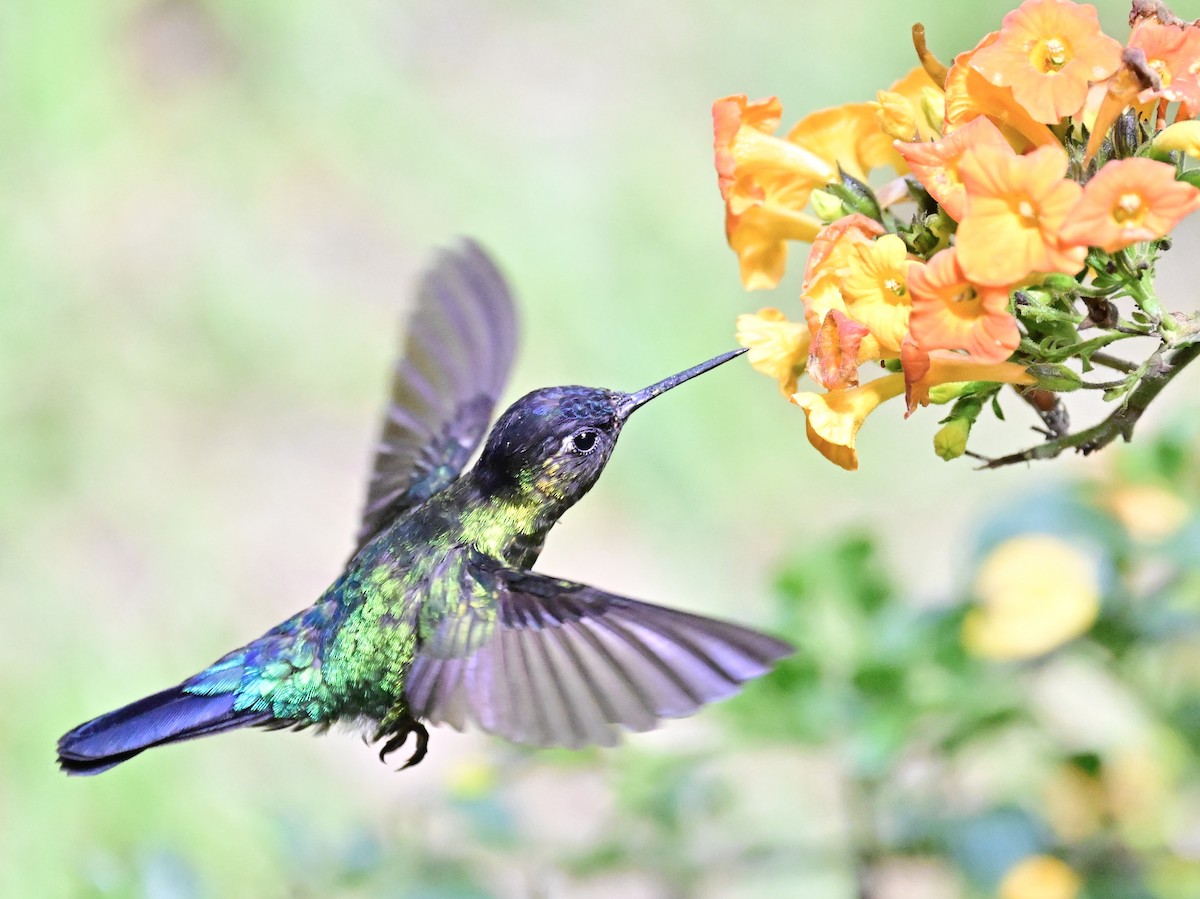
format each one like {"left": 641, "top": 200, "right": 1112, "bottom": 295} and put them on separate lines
{"left": 58, "top": 241, "right": 792, "bottom": 775}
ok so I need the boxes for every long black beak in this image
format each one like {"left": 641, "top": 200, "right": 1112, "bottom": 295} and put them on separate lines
{"left": 615, "top": 348, "right": 747, "bottom": 422}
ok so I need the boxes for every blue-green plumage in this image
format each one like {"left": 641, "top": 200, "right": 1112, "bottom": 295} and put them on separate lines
{"left": 57, "top": 241, "right": 792, "bottom": 775}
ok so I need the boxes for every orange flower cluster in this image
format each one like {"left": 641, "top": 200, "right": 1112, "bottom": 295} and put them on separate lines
{"left": 716, "top": 0, "right": 1200, "bottom": 470}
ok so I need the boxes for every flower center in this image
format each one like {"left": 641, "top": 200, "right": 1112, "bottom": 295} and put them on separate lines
{"left": 884, "top": 277, "right": 905, "bottom": 296}
{"left": 1038, "top": 37, "right": 1069, "bottom": 72}
{"left": 1113, "top": 192, "right": 1146, "bottom": 225}
{"left": 1016, "top": 198, "right": 1037, "bottom": 224}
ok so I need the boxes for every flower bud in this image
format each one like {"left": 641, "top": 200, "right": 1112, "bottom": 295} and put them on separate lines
{"left": 1040, "top": 273, "right": 1081, "bottom": 293}
{"left": 828, "top": 172, "right": 882, "bottom": 222}
{"left": 1027, "top": 363, "right": 1083, "bottom": 392}
{"left": 933, "top": 416, "right": 972, "bottom": 460}
{"left": 809, "top": 188, "right": 846, "bottom": 223}
{"left": 1153, "top": 120, "right": 1200, "bottom": 160}
{"left": 875, "top": 90, "right": 916, "bottom": 141}
{"left": 919, "top": 87, "right": 945, "bottom": 135}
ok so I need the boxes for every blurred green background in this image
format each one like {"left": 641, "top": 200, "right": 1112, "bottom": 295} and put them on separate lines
{"left": 7, "top": 0, "right": 1200, "bottom": 896}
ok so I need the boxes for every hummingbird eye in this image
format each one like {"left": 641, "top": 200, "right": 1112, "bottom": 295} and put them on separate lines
{"left": 568, "top": 428, "right": 598, "bottom": 455}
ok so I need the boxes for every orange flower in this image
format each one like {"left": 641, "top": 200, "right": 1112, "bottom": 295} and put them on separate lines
{"left": 786, "top": 103, "right": 902, "bottom": 182}
{"left": 894, "top": 116, "right": 1013, "bottom": 221}
{"left": 1085, "top": 22, "right": 1200, "bottom": 162}
{"left": 956, "top": 143, "right": 1086, "bottom": 287}
{"left": 736, "top": 308, "right": 811, "bottom": 396}
{"left": 908, "top": 247, "right": 1020, "bottom": 363}
{"left": 800, "top": 214, "right": 886, "bottom": 332}
{"left": 791, "top": 374, "right": 906, "bottom": 471}
{"left": 713, "top": 96, "right": 839, "bottom": 288}
{"left": 1059, "top": 157, "right": 1200, "bottom": 253}
{"left": 902, "top": 340, "right": 1035, "bottom": 413}
{"left": 877, "top": 66, "right": 946, "bottom": 142}
{"left": 725, "top": 197, "right": 823, "bottom": 290}
{"left": 1128, "top": 20, "right": 1200, "bottom": 118}
{"left": 944, "top": 33, "right": 1060, "bottom": 150}
{"left": 969, "top": 0, "right": 1122, "bottom": 124}
{"left": 838, "top": 233, "right": 915, "bottom": 353}
{"left": 714, "top": 96, "right": 835, "bottom": 209}
{"left": 807, "top": 310, "right": 871, "bottom": 390}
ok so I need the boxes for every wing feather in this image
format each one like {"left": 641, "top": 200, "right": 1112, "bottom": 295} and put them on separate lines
{"left": 406, "top": 563, "right": 793, "bottom": 749}
{"left": 354, "top": 240, "right": 517, "bottom": 552}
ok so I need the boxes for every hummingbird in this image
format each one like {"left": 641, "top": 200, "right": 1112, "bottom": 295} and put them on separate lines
{"left": 57, "top": 240, "right": 792, "bottom": 775}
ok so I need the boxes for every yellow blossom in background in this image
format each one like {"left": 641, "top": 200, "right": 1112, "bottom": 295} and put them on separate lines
{"left": 736, "top": 308, "right": 811, "bottom": 395}
{"left": 998, "top": 855, "right": 1081, "bottom": 899}
{"left": 446, "top": 757, "right": 497, "bottom": 800}
{"left": 1102, "top": 482, "right": 1190, "bottom": 542}
{"left": 969, "top": 0, "right": 1121, "bottom": 124}
{"left": 962, "top": 534, "right": 1100, "bottom": 660}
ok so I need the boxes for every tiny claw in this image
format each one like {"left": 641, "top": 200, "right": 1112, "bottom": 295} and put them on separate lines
{"left": 377, "top": 730, "right": 410, "bottom": 765}
{"left": 398, "top": 722, "right": 429, "bottom": 771}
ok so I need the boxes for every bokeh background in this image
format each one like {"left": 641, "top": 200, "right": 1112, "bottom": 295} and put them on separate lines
{"left": 7, "top": 0, "right": 1200, "bottom": 896}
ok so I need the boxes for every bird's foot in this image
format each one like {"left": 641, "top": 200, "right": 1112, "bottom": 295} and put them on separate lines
{"left": 374, "top": 717, "right": 430, "bottom": 771}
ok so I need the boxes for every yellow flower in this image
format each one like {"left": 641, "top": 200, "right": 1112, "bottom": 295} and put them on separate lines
{"left": 998, "top": 855, "right": 1081, "bottom": 899}
{"left": 962, "top": 535, "right": 1100, "bottom": 660}
{"left": 1153, "top": 120, "right": 1200, "bottom": 158}
{"left": 736, "top": 308, "right": 811, "bottom": 396}
{"left": 838, "top": 234, "right": 915, "bottom": 353}
{"left": 725, "top": 199, "right": 824, "bottom": 290}
{"left": 791, "top": 374, "right": 906, "bottom": 471}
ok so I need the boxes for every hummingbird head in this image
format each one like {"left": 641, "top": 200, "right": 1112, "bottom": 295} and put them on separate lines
{"left": 473, "top": 348, "right": 746, "bottom": 512}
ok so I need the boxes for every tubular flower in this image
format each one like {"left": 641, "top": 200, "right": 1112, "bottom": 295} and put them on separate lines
{"left": 893, "top": 115, "right": 1014, "bottom": 221}
{"left": 791, "top": 374, "right": 906, "bottom": 471}
{"left": 902, "top": 341, "right": 1035, "bottom": 413}
{"left": 1059, "top": 157, "right": 1200, "bottom": 252}
{"left": 736, "top": 308, "right": 811, "bottom": 396}
{"left": 786, "top": 104, "right": 902, "bottom": 183}
{"left": 1127, "top": 19, "right": 1200, "bottom": 118}
{"left": 1085, "top": 21, "right": 1200, "bottom": 161}
{"left": 943, "top": 33, "right": 1060, "bottom": 150}
{"left": 956, "top": 143, "right": 1086, "bottom": 287}
{"left": 713, "top": 95, "right": 836, "bottom": 211}
{"left": 969, "top": 0, "right": 1122, "bottom": 124}
{"left": 725, "top": 195, "right": 824, "bottom": 290}
{"left": 907, "top": 247, "right": 1020, "bottom": 362}
{"left": 837, "top": 233, "right": 915, "bottom": 353}
{"left": 712, "top": 0, "right": 1200, "bottom": 469}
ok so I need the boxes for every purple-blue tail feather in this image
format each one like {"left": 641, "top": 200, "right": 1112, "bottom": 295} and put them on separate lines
{"left": 57, "top": 687, "right": 270, "bottom": 776}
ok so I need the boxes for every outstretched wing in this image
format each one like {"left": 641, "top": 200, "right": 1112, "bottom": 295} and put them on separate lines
{"left": 405, "top": 561, "right": 793, "bottom": 749}
{"left": 355, "top": 240, "right": 518, "bottom": 552}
